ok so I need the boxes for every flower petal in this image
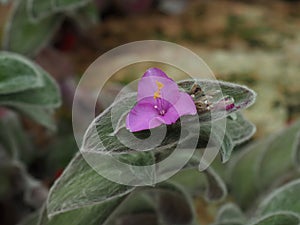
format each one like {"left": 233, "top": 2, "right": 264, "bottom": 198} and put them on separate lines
{"left": 142, "top": 67, "right": 173, "bottom": 80}
{"left": 137, "top": 68, "right": 180, "bottom": 105}
{"left": 166, "top": 92, "right": 197, "bottom": 119}
{"left": 126, "top": 99, "right": 165, "bottom": 132}
{"left": 127, "top": 68, "right": 197, "bottom": 132}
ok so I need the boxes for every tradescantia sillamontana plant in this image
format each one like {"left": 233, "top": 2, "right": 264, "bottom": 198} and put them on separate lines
{"left": 1, "top": 52, "right": 299, "bottom": 225}
{"left": 40, "top": 67, "right": 257, "bottom": 225}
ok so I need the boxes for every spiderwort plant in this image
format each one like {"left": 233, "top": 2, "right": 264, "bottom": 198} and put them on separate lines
{"left": 45, "top": 67, "right": 259, "bottom": 225}
{"left": 126, "top": 68, "right": 197, "bottom": 132}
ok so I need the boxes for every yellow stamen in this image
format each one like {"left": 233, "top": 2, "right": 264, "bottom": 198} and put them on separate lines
{"left": 153, "top": 81, "right": 164, "bottom": 99}
{"left": 153, "top": 92, "right": 161, "bottom": 99}
{"left": 156, "top": 81, "right": 164, "bottom": 89}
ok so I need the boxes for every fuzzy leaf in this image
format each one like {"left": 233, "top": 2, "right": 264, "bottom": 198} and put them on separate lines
{"left": 0, "top": 52, "right": 61, "bottom": 129}
{"left": 109, "top": 181, "right": 197, "bottom": 225}
{"left": 47, "top": 153, "right": 135, "bottom": 218}
{"left": 153, "top": 182, "right": 195, "bottom": 225}
{"left": 250, "top": 212, "right": 300, "bottom": 225}
{"left": 170, "top": 165, "right": 227, "bottom": 203}
{"left": 225, "top": 112, "right": 256, "bottom": 145}
{"left": 28, "top": 0, "right": 91, "bottom": 21}
{"left": 228, "top": 120, "right": 300, "bottom": 208}
{"left": 12, "top": 105, "right": 57, "bottom": 130}
{"left": 0, "top": 66, "right": 61, "bottom": 107}
{"left": 189, "top": 113, "right": 255, "bottom": 163}
{"left": 107, "top": 169, "right": 225, "bottom": 225}
{"left": 0, "top": 62, "right": 61, "bottom": 130}
{"left": 27, "top": 0, "right": 55, "bottom": 20}
{"left": 40, "top": 198, "right": 126, "bottom": 225}
{"left": 0, "top": 110, "right": 32, "bottom": 161}
{"left": 258, "top": 179, "right": 300, "bottom": 215}
{"left": 203, "top": 120, "right": 234, "bottom": 163}
{"left": 2, "top": 0, "right": 62, "bottom": 56}
{"left": 103, "top": 191, "right": 156, "bottom": 225}
{"left": 201, "top": 113, "right": 256, "bottom": 180}
{"left": 0, "top": 51, "right": 43, "bottom": 94}
{"left": 213, "top": 203, "right": 245, "bottom": 225}
{"left": 228, "top": 141, "right": 265, "bottom": 207}
{"left": 203, "top": 168, "right": 228, "bottom": 202}
{"left": 257, "top": 122, "right": 300, "bottom": 189}
{"left": 67, "top": 2, "right": 99, "bottom": 29}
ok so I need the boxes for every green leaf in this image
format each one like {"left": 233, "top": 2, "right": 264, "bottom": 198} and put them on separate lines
{"left": 213, "top": 203, "right": 246, "bottom": 225}
{"left": 45, "top": 156, "right": 153, "bottom": 225}
{"left": 194, "top": 113, "right": 256, "bottom": 180}
{"left": 0, "top": 52, "right": 61, "bottom": 129}
{"left": 228, "top": 120, "right": 300, "bottom": 208}
{"left": 170, "top": 165, "right": 227, "bottom": 202}
{"left": 257, "top": 122, "right": 300, "bottom": 189}
{"left": 12, "top": 105, "right": 57, "bottom": 130}
{"left": 250, "top": 212, "right": 300, "bottom": 225}
{"left": 153, "top": 182, "right": 195, "bottom": 225}
{"left": 228, "top": 140, "right": 266, "bottom": 208}
{"left": 0, "top": 110, "right": 33, "bottom": 161}
{"left": 0, "top": 51, "right": 43, "bottom": 94}
{"left": 28, "top": 0, "right": 92, "bottom": 21}
{"left": 0, "top": 66, "right": 61, "bottom": 107}
{"left": 258, "top": 179, "right": 300, "bottom": 215}
{"left": 108, "top": 181, "right": 197, "bottom": 225}
{"left": 27, "top": 0, "right": 55, "bottom": 21}
{"left": 0, "top": 58, "right": 61, "bottom": 130}
{"left": 47, "top": 153, "right": 135, "bottom": 218}
{"left": 67, "top": 2, "right": 100, "bottom": 29}
{"left": 203, "top": 168, "right": 228, "bottom": 202}
{"left": 40, "top": 197, "right": 126, "bottom": 225}
{"left": 225, "top": 112, "right": 256, "bottom": 145}
{"left": 199, "top": 120, "right": 235, "bottom": 163}
{"left": 103, "top": 191, "right": 156, "bottom": 225}
{"left": 2, "top": 0, "right": 62, "bottom": 56}
{"left": 183, "top": 113, "right": 255, "bottom": 166}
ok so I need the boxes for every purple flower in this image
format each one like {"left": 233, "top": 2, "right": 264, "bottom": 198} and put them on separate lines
{"left": 126, "top": 68, "right": 197, "bottom": 132}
